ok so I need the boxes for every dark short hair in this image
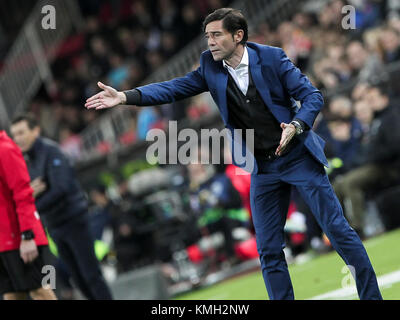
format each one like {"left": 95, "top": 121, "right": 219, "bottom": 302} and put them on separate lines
{"left": 203, "top": 8, "right": 248, "bottom": 45}
{"left": 11, "top": 113, "right": 39, "bottom": 129}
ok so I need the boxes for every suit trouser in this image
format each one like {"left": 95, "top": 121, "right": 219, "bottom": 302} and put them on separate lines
{"left": 250, "top": 143, "right": 382, "bottom": 300}
{"left": 48, "top": 214, "right": 113, "bottom": 300}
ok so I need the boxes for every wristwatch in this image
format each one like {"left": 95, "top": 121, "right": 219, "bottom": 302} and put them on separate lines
{"left": 21, "top": 230, "right": 35, "bottom": 241}
{"left": 290, "top": 120, "right": 304, "bottom": 135}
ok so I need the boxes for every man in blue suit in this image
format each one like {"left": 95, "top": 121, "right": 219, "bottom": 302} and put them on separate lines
{"left": 85, "top": 8, "right": 382, "bottom": 300}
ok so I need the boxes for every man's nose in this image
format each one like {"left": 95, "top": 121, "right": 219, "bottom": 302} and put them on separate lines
{"left": 208, "top": 38, "right": 216, "bottom": 47}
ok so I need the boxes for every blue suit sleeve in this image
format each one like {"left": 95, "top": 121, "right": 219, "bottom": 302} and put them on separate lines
{"left": 35, "top": 148, "right": 70, "bottom": 213}
{"left": 135, "top": 55, "right": 208, "bottom": 106}
{"left": 276, "top": 48, "right": 324, "bottom": 129}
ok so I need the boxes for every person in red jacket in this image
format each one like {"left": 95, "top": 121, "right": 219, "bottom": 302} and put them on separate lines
{"left": 0, "top": 130, "right": 56, "bottom": 300}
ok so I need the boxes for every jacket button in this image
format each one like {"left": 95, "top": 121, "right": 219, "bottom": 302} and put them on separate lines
{"left": 246, "top": 99, "right": 250, "bottom": 103}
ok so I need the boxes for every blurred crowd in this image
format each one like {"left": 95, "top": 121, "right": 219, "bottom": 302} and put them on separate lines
{"left": 12, "top": 0, "right": 400, "bottom": 279}
{"left": 22, "top": 0, "right": 400, "bottom": 161}
{"left": 26, "top": 0, "right": 229, "bottom": 158}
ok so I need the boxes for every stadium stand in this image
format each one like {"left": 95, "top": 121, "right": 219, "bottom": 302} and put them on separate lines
{"left": 1, "top": 0, "right": 400, "bottom": 298}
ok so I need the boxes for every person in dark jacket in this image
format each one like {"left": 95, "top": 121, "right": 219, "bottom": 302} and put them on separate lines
{"left": 333, "top": 85, "right": 400, "bottom": 236}
{"left": 10, "top": 113, "right": 112, "bottom": 300}
{"left": 188, "top": 162, "right": 248, "bottom": 264}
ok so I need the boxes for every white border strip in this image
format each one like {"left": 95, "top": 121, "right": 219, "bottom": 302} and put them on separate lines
{"left": 309, "top": 269, "right": 400, "bottom": 300}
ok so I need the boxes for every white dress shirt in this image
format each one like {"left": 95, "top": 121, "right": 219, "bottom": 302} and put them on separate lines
{"left": 222, "top": 46, "right": 249, "bottom": 95}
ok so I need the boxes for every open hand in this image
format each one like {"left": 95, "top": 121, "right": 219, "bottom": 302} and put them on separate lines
{"left": 275, "top": 122, "right": 296, "bottom": 156}
{"left": 85, "top": 82, "right": 126, "bottom": 110}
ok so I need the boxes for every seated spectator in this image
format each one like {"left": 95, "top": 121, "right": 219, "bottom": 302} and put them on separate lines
{"left": 345, "top": 40, "right": 383, "bottom": 83}
{"left": 187, "top": 161, "right": 248, "bottom": 265}
{"left": 316, "top": 95, "right": 363, "bottom": 144}
{"left": 88, "top": 185, "right": 113, "bottom": 241}
{"left": 324, "top": 116, "right": 362, "bottom": 178}
{"left": 109, "top": 180, "right": 156, "bottom": 273}
{"left": 353, "top": 98, "right": 374, "bottom": 140}
{"left": 378, "top": 27, "right": 400, "bottom": 63}
{"left": 333, "top": 85, "right": 400, "bottom": 237}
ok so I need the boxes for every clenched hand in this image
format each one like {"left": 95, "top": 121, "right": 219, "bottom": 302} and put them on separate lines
{"left": 20, "top": 239, "right": 38, "bottom": 264}
{"left": 30, "top": 177, "right": 47, "bottom": 198}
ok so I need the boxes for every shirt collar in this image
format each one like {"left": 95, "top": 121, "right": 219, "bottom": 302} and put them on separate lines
{"left": 223, "top": 46, "right": 248, "bottom": 70}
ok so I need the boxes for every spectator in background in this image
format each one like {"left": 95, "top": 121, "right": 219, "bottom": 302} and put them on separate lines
{"left": 353, "top": 98, "right": 374, "bottom": 139}
{"left": 88, "top": 185, "right": 113, "bottom": 241}
{"left": 379, "top": 27, "right": 400, "bottom": 63}
{"left": 276, "top": 21, "right": 312, "bottom": 70}
{"left": 160, "top": 31, "right": 180, "bottom": 59}
{"left": 188, "top": 161, "right": 246, "bottom": 266}
{"left": 136, "top": 106, "right": 161, "bottom": 140}
{"left": 325, "top": 116, "right": 362, "bottom": 177}
{"left": 333, "top": 85, "right": 400, "bottom": 237}
{"left": 107, "top": 53, "right": 129, "bottom": 89}
{"left": 350, "top": 0, "right": 382, "bottom": 31}
{"left": 345, "top": 40, "right": 383, "bottom": 83}
{"left": 109, "top": 180, "right": 155, "bottom": 273}
{"left": 10, "top": 113, "right": 113, "bottom": 300}
{"left": 89, "top": 36, "right": 111, "bottom": 78}
{"left": 179, "top": 3, "right": 203, "bottom": 44}
{"left": 59, "top": 125, "right": 82, "bottom": 163}
{"left": 316, "top": 95, "right": 363, "bottom": 145}
{"left": 0, "top": 129, "right": 56, "bottom": 300}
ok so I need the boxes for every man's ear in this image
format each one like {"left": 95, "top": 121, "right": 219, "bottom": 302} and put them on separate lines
{"left": 34, "top": 126, "right": 41, "bottom": 137}
{"left": 235, "top": 30, "right": 244, "bottom": 43}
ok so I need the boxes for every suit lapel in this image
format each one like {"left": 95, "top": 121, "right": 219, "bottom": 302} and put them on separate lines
{"left": 215, "top": 64, "right": 229, "bottom": 124}
{"left": 247, "top": 47, "right": 279, "bottom": 121}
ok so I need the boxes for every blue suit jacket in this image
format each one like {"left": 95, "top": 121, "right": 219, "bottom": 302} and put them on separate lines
{"left": 136, "top": 42, "right": 328, "bottom": 173}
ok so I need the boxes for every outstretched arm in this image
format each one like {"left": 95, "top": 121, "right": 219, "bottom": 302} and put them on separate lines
{"left": 85, "top": 63, "right": 208, "bottom": 110}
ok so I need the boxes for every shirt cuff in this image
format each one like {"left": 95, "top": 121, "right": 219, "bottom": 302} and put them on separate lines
{"left": 123, "top": 89, "right": 141, "bottom": 105}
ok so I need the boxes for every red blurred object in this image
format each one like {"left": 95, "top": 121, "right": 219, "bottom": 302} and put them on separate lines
{"left": 187, "top": 244, "right": 204, "bottom": 263}
{"left": 150, "top": 120, "right": 166, "bottom": 131}
{"left": 235, "top": 236, "right": 259, "bottom": 260}
{"left": 187, "top": 103, "right": 210, "bottom": 120}
{"left": 225, "top": 164, "right": 252, "bottom": 217}
{"left": 96, "top": 141, "right": 111, "bottom": 154}
{"left": 291, "top": 232, "right": 305, "bottom": 245}
{"left": 56, "top": 34, "right": 85, "bottom": 59}
{"left": 119, "top": 131, "right": 136, "bottom": 145}
{"left": 286, "top": 201, "right": 297, "bottom": 218}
